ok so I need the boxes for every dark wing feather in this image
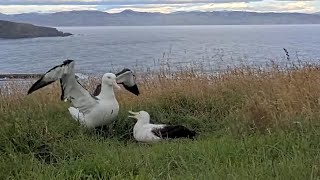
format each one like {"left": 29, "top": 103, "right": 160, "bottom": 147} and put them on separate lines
{"left": 116, "top": 68, "right": 139, "bottom": 96}
{"left": 59, "top": 79, "right": 64, "bottom": 100}
{"left": 28, "top": 77, "right": 55, "bottom": 95}
{"left": 122, "top": 84, "right": 139, "bottom": 96}
{"left": 151, "top": 125, "right": 197, "bottom": 139}
{"left": 115, "top": 68, "right": 131, "bottom": 76}
{"left": 93, "top": 84, "right": 101, "bottom": 96}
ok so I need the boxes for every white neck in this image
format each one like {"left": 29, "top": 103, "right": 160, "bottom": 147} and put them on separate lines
{"left": 98, "top": 84, "right": 116, "bottom": 100}
{"left": 134, "top": 120, "right": 147, "bottom": 132}
{"left": 136, "top": 118, "right": 150, "bottom": 125}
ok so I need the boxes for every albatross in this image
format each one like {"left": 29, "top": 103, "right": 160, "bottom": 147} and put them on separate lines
{"left": 128, "top": 111, "right": 197, "bottom": 143}
{"left": 27, "top": 59, "right": 139, "bottom": 129}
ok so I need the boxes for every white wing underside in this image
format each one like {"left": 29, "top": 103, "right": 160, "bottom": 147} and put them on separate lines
{"left": 28, "top": 60, "right": 97, "bottom": 114}
{"left": 61, "top": 74, "right": 97, "bottom": 114}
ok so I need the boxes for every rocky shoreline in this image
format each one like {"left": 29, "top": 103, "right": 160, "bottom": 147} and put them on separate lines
{"left": 0, "top": 74, "right": 43, "bottom": 80}
{"left": 0, "top": 73, "right": 90, "bottom": 81}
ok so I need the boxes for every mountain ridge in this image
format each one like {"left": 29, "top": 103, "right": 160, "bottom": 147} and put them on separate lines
{"left": 0, "top": 10, "right": 319, "bottom": 26}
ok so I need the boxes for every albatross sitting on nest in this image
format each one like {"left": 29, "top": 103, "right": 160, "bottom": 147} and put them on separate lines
{"left": 27, "top": 60, "right": 139, "bottom": 129}
{"left": 128, "top": 111, "right": 197, "bottom": 143}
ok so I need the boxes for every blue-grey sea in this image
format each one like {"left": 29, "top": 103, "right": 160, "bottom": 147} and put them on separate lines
{"left": 1, "top": 25, "right": 320, "bottom": 74}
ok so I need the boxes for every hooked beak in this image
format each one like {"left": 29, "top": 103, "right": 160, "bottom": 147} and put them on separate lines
{"left": 128, "top": 111, "right": 138, "bottom": 119}
{"left": 113, "top": 80, "right": 121, "bottom": 90}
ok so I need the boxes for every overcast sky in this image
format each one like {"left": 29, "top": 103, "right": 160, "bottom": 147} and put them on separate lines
{"left": 0, "top": 0, "right": 319, "bottom": 14}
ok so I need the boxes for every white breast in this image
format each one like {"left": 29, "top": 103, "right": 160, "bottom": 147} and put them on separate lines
{"left": 133, "top": 124, "right": 163, "bottom": 143}
{"left": 70, "top": 98, "right": 119, "bottom": 128}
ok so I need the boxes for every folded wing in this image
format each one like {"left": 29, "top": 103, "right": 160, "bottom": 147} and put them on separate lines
{"left": 27, "top": 60, "right": 97, "bottom": 114}
{"left": 151, "top": 125, "right": 197, "bottom": 139}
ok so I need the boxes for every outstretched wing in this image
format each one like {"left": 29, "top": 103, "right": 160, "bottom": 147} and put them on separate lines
{"left": 93, "top": 68, "right": 139, "bottom": 96}
{"left": 27, "top": 60, "right": 97, "bottom": 114}
{"left": 28, "top": 60, "right": 73, "bottom": 95}
{"left": 151, "top": 125, "right": 197, "bottom": 139}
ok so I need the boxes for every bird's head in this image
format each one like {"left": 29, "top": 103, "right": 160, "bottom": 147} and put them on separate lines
{"left": 128, "top": 110, "right": 150, "bottom": 124}
{"left": 102, "top": 73, "right": 121, "bottom": 90}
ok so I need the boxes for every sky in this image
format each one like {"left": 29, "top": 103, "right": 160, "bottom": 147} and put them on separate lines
{"left": 0, "top": 0, "right": 319, "bottom": 14}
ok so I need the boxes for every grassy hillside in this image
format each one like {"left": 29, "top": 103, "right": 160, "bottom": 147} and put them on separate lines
{"left": 0, "top": 63, "right": 319, "bottom": 179}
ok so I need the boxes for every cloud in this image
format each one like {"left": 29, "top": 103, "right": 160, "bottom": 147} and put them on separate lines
{"left": 275, "top": 0, "right": 315, "bottom": 1}
{"left": 105, "top": 3, "right": 250, "bottom": 13}
{"left": 249, "top": 0, "right": 317, "bottom": 12}
{"left": 0, "top": 0, "right": 318, "bottom": 14}
{"left": 0, "top": 5, "right": 97, "bottom": 14}
{"left": 0, "top": 0, "right": 263, "bottom": 5}
{"left": 105, "top": 0, "right": 317, "bottom": 13}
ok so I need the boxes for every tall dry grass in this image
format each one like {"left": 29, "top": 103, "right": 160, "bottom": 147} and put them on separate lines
{"left": 1, "top": 60, "right": 320, "bottom": 136}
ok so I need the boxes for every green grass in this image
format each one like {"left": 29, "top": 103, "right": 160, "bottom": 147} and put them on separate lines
{"left": 1, "top": 65, "right": 320, "bottom": 179}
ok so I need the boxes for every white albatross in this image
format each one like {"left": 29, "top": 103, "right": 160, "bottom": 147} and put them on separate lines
{"left": 128, "top": 111, "right": 197, "bottom": 143}
{"left": 27, "top": 59, "right": 139, "bottom": 129}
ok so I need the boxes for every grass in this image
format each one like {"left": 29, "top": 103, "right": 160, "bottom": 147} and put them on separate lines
{"left": 0, "top": 61, "right": 320, "bottom": 179}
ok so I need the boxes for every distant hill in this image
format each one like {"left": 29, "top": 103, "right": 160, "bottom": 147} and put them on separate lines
{"left": 0, "top": 20, "right": 72, "bottom": 39}
{"left": 0, "top": 10, "right": 320, "bottom": 26}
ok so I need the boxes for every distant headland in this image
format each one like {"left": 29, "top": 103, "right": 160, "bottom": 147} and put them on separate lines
{"left": 0, "top": 20, "right": 72, "bottom": 39}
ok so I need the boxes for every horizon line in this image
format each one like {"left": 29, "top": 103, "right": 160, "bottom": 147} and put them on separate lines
{"left": 1, "top": 9, "right": 318, "bottom": 15}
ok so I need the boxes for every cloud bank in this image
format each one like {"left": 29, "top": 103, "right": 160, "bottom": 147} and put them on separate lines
{"left": 0, "top": 0, "right": 318, "bottom": 14}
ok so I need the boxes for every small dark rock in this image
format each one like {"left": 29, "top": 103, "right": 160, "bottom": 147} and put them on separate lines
{"left": 62, "top": 32, "right": 73, "bottom": 37}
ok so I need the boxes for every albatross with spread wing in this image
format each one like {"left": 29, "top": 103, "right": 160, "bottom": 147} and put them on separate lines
{"left": 27, "top": 60, "right": 139, "bottom": 128}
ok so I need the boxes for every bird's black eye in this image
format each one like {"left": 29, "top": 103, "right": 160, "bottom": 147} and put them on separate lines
{"left": 107, "top": 77, "right": 111, "bottom": 79}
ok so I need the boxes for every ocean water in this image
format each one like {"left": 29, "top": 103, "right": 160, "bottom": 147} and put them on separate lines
{"left": 0, "top": 25, "right": 320, "bottom": 74}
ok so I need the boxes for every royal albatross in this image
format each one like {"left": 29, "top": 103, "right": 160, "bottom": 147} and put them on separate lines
{"left": 27, "top": 60, "right": 139, "bottom": 129}
{"left": 128, "top": 111, "right": 197, "bottom": 143}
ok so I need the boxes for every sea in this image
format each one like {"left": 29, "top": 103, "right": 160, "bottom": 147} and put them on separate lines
{"left": 1, "top": 25, "right": 320, "bottom": 75}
